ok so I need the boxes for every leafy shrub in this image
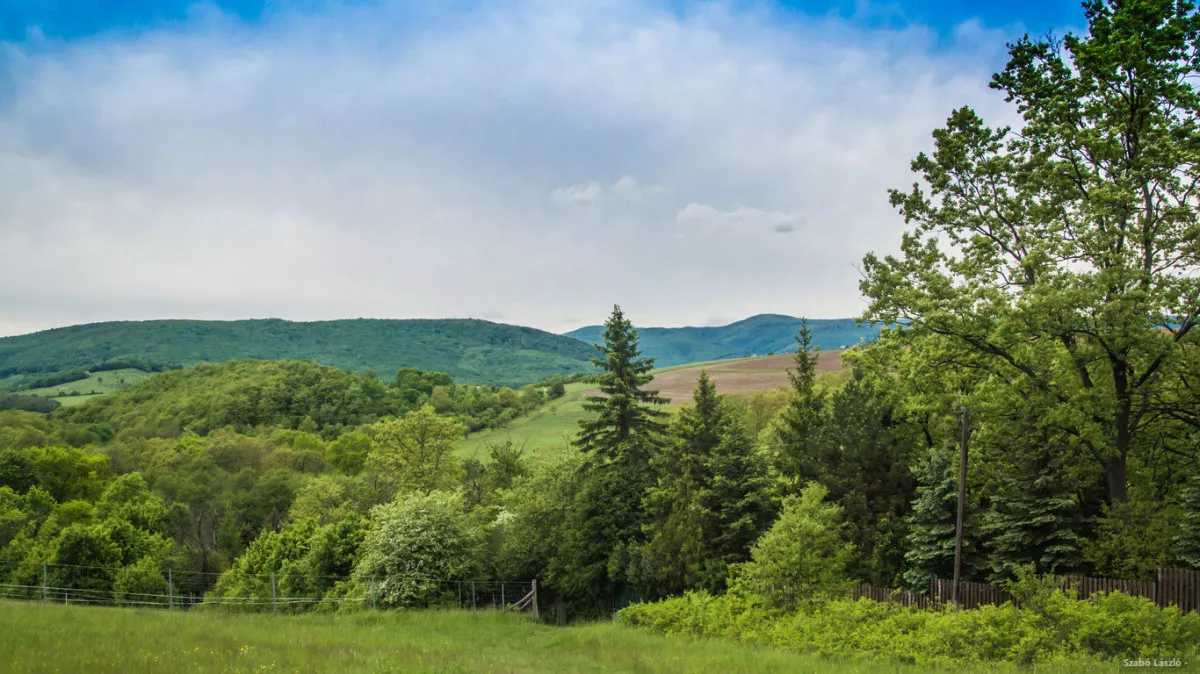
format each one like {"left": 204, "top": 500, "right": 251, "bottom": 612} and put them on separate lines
{"left": 352, "top": 491, "right": 482, "bottom": 608}
{"left": 618, "top": 587, "right": 1200, "bottom": 668}
{"left": 735, "top": 481, "right": 855, "bottom": 605}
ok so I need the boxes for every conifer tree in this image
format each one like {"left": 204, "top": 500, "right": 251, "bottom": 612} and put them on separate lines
{"left": 642, "top": 371, "right": 773, "bottom": 595}
{"left": 1175, "top": 473, "right": 1200, "bottom": 569}
{"left": 555, "top": 305, "right": 666, "bottom": 611}
{"left": 576, "top": 305, "right": 667, "bottom": 467}
{"left": 984, "top": 433, "right": 1084, "bottom": 580}
{"left": 769, "top": 320, "right": 828, "bottom": 488}
{"left": 902, "top": 448, "right": 976, "bottom": 590}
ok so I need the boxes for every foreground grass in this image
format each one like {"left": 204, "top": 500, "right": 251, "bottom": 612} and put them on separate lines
{"left": 0, "top": 601, "right": 993, "bottom": 673}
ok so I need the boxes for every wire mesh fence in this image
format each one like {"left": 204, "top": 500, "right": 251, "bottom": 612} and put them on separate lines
{"left": 0, "top": 563, "right": 537, "bottom": 615}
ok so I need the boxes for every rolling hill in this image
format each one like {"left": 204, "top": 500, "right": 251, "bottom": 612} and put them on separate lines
{"left": 0, "top": 318, "right": 597, "bottom": 387}
{"left": 563, "top": 314, "right": 875, "bottom": 368}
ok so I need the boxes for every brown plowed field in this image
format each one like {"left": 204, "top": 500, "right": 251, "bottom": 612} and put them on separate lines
{"left": 583, "top": 350, "right": 845, "bottom": 403}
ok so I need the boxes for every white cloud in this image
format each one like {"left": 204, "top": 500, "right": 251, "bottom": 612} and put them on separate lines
{"left": 552, "top": 175, "right": 665, "bottom": 205}
{"left": 0, "top": 0, "right": 1027, "bottom": 335}
{"left": 552, "top": 181, "right": 605, "bottom": 204}
{"left": 676, "top": 203, "right": 804, "bottom": 232}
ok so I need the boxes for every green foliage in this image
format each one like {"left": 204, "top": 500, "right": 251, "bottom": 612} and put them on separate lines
{"left": 59, "top": 360, "right": 400, "bottom": 439}
{"left": 902, "top": 448, "right": 977, "bottom": 590}
{"left": 860, "top": 0, "right": 1200, "bottom": 505}
{"left": 765, "top": 321, "right": 827, "bottom": 489}
{"left": 0, "top": 318, "right": 596, "bottom": 386}
{"left": 983, "top": 432, "right": 1085, "bottom": 581}
{"left": 566, "top": 315, "right": 876, "bottom": 368}
{"left": 1177, "top": 474, "right": 1200, "bottom": 568}
{"left": 737, "top": 481, "right": 855, "bottom": 604}
{"left": 1084, "top": 498, "right": 1180, "bottom": 581}
{"left": 211, "top": 515, "right": 367, "bottom": 611}
{"left": 326, "top": 432, "right": 373, "bottom": 475}
{"left": 353, "top": 491, "right": 482, "bottom": 608}
{"left": 619, "top": 587, "right": 1200, "bottom": 668}
{"left": 21, "top": 369, "right": 89, "bottom": 391}
{"left": 365, "top": 406, "right": 465, "bottom": 499}
{"left": 0, "top": 392, "right": 60, "bottom": 414}
{"left": 810, "top": 377, "right": 916, "bottom": 587}
{"left": 495, "top": 448, "right": 582, "bottom": 583}
{"left": 576, "top": 305, "right": 667, "bottom": 465}
{"left": 641, "top": 371, "right": 774, "bottom": 595}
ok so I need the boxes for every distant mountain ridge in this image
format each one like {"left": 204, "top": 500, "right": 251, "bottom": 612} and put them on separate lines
{"left": 0, "top": 318, "right": 597, "bottom": 387}
{"left": 563, "top": 314, "right": 876, "bottom": 368}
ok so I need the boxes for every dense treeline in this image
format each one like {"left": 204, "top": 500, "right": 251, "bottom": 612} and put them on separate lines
{"left": 0, "top": 393, "right": 60, "bottom": 414}
{"left": 0, "top": 318, "right": 596, "bottom": 386}
{"left": 57, "top": 360, "right": 559, "bottom": 439}
{"left": 21, "top": 369, "right": 88, "bottom": 390}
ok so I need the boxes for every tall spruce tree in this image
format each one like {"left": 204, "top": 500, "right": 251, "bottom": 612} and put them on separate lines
{"left": 769, "top": 320, "right": 828, "bottom": 489}
{"left": 983, "top": 430, "right": 1085, "bottom": 581}
{"left": 554, "top": 305, "right": 666, "bottom": 613}
{"left": 576, "top": 305, "right": 667, "bottom": 466}
{"left": 902, "top": 448, "right": 979, "bottom": 590}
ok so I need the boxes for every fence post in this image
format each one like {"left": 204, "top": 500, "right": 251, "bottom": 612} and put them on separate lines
{"left": 168, "top": 569, "right": 174, "bottom": 610}
{"left": 271, "top": 573, "right": 277, "bottom": 614}
{"left": 501, "top": 582, "right": 506, "bottom": 610}
{"left": 41, "top": 563, "right": 47, "bottom": 604}
{"left": 471, "top": 581, "right": 476, "bottom": 613}
{"left": 532, "top": 580, "right": 539, "bottom": 620}
{"left": 370, "top": 575, "right": 377, "bottom": 610}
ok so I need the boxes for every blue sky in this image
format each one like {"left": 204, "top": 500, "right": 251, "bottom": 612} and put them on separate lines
{"left": 2, "top": 0, "right": 1085, "bottom": 42}
{"left": 0, "top": 1, "right": 1086, "bottom": 336}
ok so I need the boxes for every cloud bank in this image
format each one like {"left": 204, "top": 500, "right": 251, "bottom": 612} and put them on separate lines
{"left": 0, "top": 0, "right": 1023, "bottom": 336}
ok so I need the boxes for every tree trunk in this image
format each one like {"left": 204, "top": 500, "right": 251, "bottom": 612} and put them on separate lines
{"left": 1106, "top": 454, "right": 1128, "bottom": 503}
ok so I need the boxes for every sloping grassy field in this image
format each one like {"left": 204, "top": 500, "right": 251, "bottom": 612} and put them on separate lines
{"left": 0, "top": 601, "right": 1122, "bottom": 673}
{"left": 457, "top": 381, "right": 594, "bottom": 459}
{"left": 2, "top": 368, "right": 154, "bottom": 400}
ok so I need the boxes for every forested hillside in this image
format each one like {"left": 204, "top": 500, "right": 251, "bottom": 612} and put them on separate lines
{"left": 564, "top": 315, "right": 875, "bottom": 367}
{"left": 0, "top": 319, "right": 597, "bottom": 386}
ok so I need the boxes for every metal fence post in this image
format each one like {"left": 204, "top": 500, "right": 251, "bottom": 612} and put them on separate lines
{"left": 41, "top": 563, "right": 46, "bottom": 604}
{"left": 371, "top": 575, "right": 377, "bottom": 610}
{"left": 271, "top": 573, "right": 277, "bottom": 614}
{"left": 471, "top": 581, "right": 476, "bottom": 613}
{"left": 501, "top": 582, "right": 505, "bottom": 610}
{"left": 168, "top": 569, "right": 174, "bottom": 610}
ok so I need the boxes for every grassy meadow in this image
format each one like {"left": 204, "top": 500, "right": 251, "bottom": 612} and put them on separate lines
{"left": 1, "top": 368, "right": 154, "bottom": 403}
{"left": 0, "top": 601, "right": 1129, "bottom": 674}
{"left": 457, "top": 381, "right": 594, "bottom": 459}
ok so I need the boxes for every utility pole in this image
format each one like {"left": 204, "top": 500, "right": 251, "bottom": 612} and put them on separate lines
{"left": 952, "top": 405, "right": 969, "bottom": 606}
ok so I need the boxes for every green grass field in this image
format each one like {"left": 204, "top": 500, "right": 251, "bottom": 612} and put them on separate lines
{"left": 0, "top": 601, "right": 1124, "bottom": 673}
{"left": 457, "top": 382, "right": 594, "bottom": 459}
{"left": 16, "top": 368, "right": 153, "bottom": 399}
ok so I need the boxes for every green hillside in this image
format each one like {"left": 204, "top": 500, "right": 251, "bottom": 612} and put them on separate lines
{"left": 564, "top": 315, "right": 876, "bottom": 367}
{"left": 0, "top": 318, "right": 597, "bottom": 387}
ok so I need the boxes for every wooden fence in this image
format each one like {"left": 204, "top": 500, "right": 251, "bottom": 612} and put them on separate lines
{"left": 854, "top": 567, "right": 1200, "bottom": 613}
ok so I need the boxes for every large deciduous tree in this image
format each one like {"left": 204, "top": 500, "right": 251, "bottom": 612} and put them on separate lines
{"left": 862, "top": 0, "right": 1200, "bottom": 503}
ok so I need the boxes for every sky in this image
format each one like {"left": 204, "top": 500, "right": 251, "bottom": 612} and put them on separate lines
{"left": 0, "top": 0, "right": 1085, "bottom": 337}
